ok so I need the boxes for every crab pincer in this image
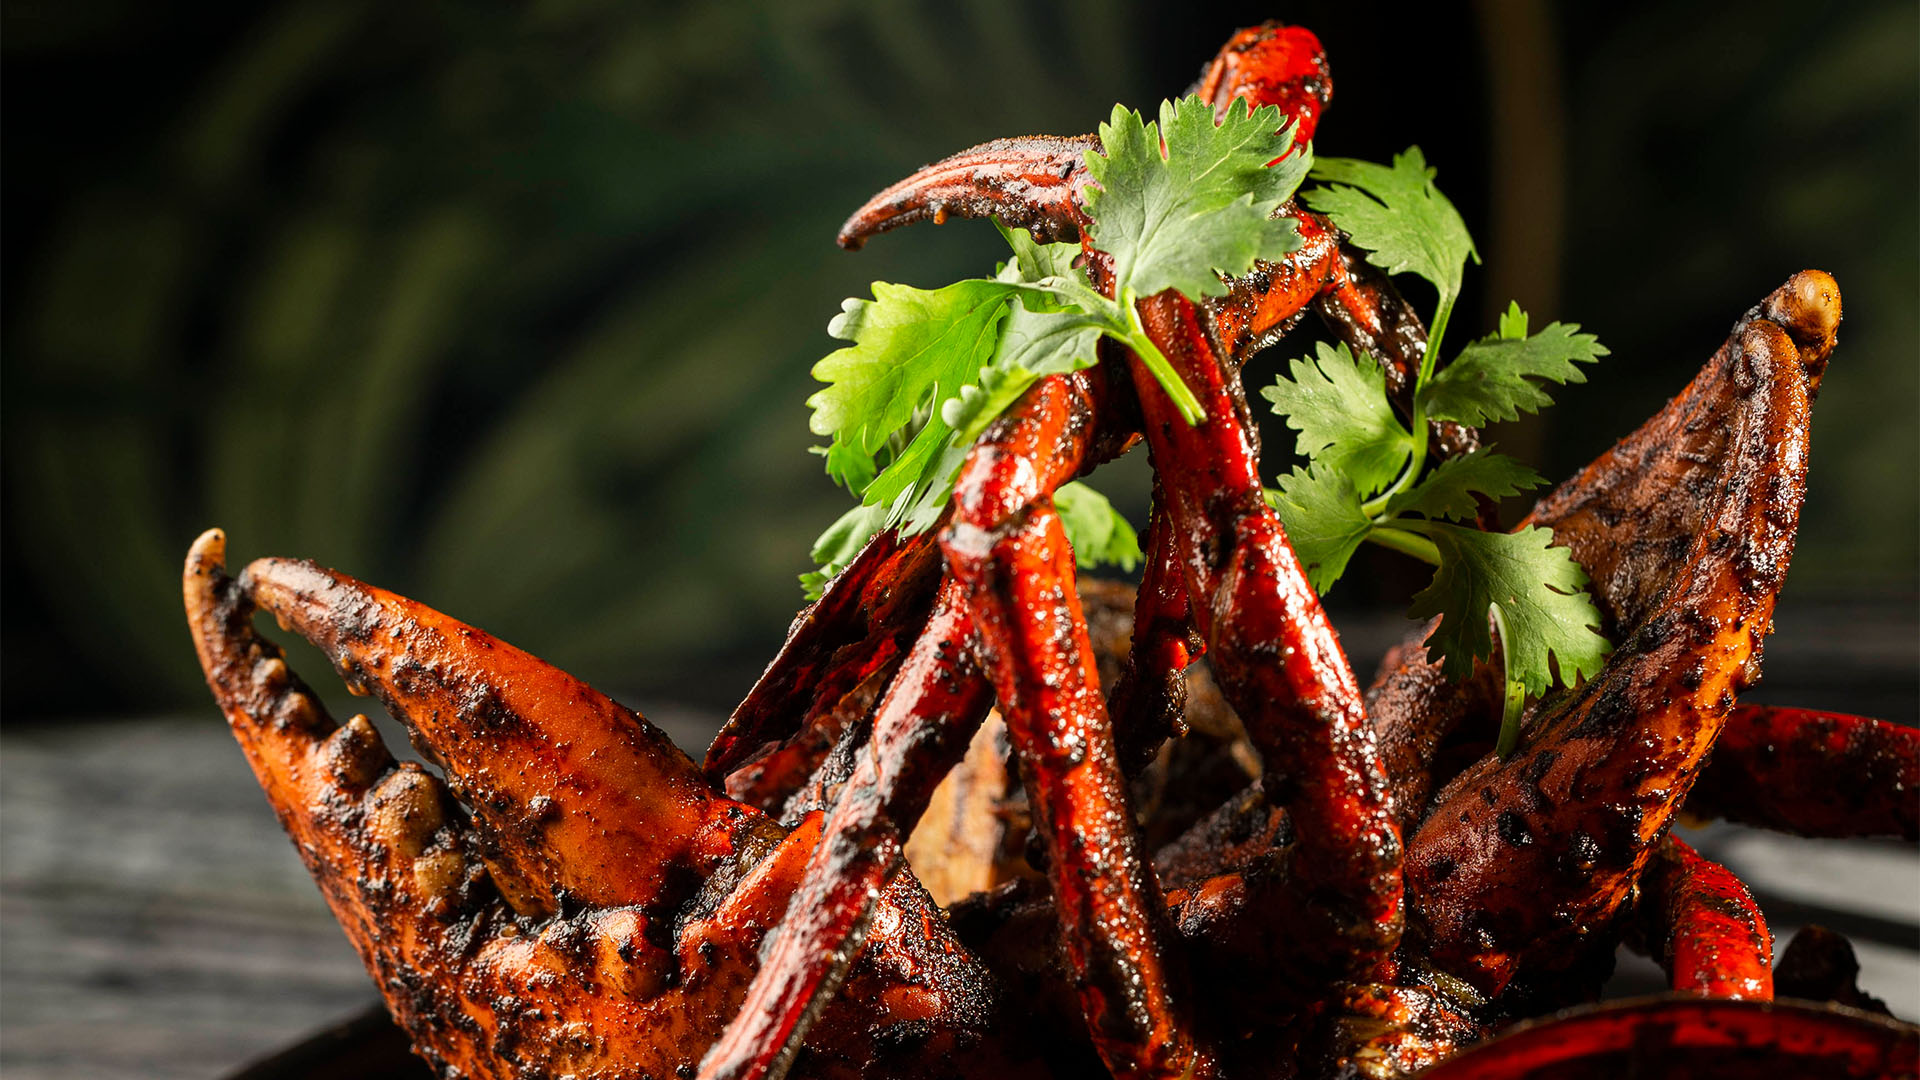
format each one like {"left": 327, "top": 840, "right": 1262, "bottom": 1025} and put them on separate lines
{"left": 1405, "top": 272, "right": 1842, "bottom": 998}
{"left": 185, "top": 530, "right": 1006, "bottom": 1080}
{"left": 708, "top": 526, "right": 944, "bottom": 805}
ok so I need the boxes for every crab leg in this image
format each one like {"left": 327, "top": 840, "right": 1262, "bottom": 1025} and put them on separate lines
{"left": 1634, "top": 837, "right": 1774, "bottom": 1000}
{"left": 700, "top": 577, "right": 995, "bottom": 1080}
{"left": 711, "top": 364, "right": 1156, "bottom": 1078}
{"left": 1107, "top": 490, "right": 1206, "bottom": 772}
{"left": 1405, "top": 274, "right": 1840, "bottom": 997}
{"left": 1192, "top": 22, "right": 1334, "bottom": 139}
{"left": 837, "top": 135, "right": 1098, "bottom": 250}
{"left": 836, "top": 22, "right": 1331, "bottom": 253}
{"left": 1125, "top": 287, "right": 1404, "bottom": 988}
{"left": 185, "top": 531, "right": 1004, "bottom": 1078}
{"left": 943, "top": 368, "right": 1215, "bottom": 1078}
{"left": 1687, "top": 706, "right": 1919, "bottom": 840}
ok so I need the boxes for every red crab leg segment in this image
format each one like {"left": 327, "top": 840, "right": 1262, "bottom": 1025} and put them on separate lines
{"left": 1635, "top": 837, "right": 1773, "bottom": 1000}
{"left": 1193, "top": 22, "right": 1332, "bottom": 144}
{"left": 944, "top": 368, "right": 1214, "bottom": 1079}
{"left": 1417, "top": 997, "right": 1918, "bottom": 1080}
{"left": 700, "top": 577, "right": 994, "bottom": 1080}
{"left": 1125, "top": 287, "right": 1403, "bottom": 984}
{"left": 723, "top": 635, "right": 906, "bottom": 816}
{"left": 1312, "top": 253, "right": 1425, "bottom": 397}
{"left": 1107, "top": 490, "right": 1206, "bottom": 772}
{"left": 1200, "top": 205, "right": 1341, "bottom": 370}
{"left": 1689, "top": 706, "right": 1920, "bottom": 840}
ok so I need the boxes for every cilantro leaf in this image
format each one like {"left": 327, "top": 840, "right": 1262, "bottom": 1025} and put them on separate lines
{"left": 1384, "top": 448, "right": 1544, "bottom": 522}
{"left": 890, "top": 439, "right": 970, "bottom": 539}
{"left": 1261, "top": 341, "right": 1412, "bottom": 496}
{"left": 1495, "top": 299, "right": 1529, "bottom": 340}
{"left": 857, "top": 405, "right": 963, "bottom": 514}
{"left": 817, "top": 439, "right": 878, "bottom": 498}
{"left": 1053, "top": 481, "right": 1142, "bottom": 572}
{"left": 941, "top": 298, "right": 1107, "bottom": 440}
{"left": 1418, "top": 304, "right": 1608, "bottom": 427}
{"left": 800, "top": 502, "right": 888, "bottom": 600}
{"left": 1302, "top": 148, "right": 1478, "bottom": 309}
{"left": 1267, "top": 465, "right": 1374, "bottom": 594}
{"left": 1407, "top": 522, "right": 1611, "bottom": 695}
{"left": 943, "top": 224, "right": 1112, "bottom": 441}
{"left": 1085, "top": 95, "right": 1308, "bottom": 301}
{"left": 996, "top": 223, "right": 1087, "bottom": 284}
{"left": 808, "top": 279, "right": 1012, "bottom": 497}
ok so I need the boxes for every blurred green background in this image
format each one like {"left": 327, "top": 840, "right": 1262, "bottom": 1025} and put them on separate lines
{"left": 5, "top": 0, "right": 1914, "bottom": 719}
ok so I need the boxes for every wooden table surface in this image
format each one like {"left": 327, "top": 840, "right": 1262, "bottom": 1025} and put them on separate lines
{"left": 2, "top": 601, "right": 1914, "bottom": 1078}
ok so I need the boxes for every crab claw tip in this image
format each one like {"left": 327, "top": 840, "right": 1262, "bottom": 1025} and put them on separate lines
{"left": 187, "top": 527, "right": 227, "bottom": 574}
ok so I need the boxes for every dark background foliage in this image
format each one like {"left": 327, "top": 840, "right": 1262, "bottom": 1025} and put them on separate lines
{"left": 5, "top": 0, "right": 1914, "bottom": 720}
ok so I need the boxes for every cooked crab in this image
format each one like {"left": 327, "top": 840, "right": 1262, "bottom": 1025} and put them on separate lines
{"left": 185, "top": 20, "right": 1916, "bottom": 1080}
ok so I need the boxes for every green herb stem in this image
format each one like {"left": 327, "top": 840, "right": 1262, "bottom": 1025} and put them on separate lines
{"left": 1120, "top": 289, "right": 1206, "bottom": 424}
{"left": 1359, "top": 440, "right": 1421, "bottom": 517}
{"left": 1496, "top": 679, "right": 1527, "bottom": 758}
{"left": 1491, "top": 603, "right": 1527, "bottom": 758}
{"left": 1418, "top": 291, "right": 1457, "bottom": 388}
{"left": 1368, "top": 525, "right": 1441, "bottom": 565}
{"left": 1395, "top": 290, "right": 1456, "bottom": 502}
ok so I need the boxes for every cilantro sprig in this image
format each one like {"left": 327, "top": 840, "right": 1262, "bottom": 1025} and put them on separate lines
{"left": 1301, "top": 149, "right": 1477, "bottom": 376}
{"left": 803, "top": 94, "right": 1311, "bottom": 595}
{"left": 801, "top": 94, "right": 1614, "bottom": 761}
{"left": 1269, "top": 150, "right": 1612, "bottom": 756}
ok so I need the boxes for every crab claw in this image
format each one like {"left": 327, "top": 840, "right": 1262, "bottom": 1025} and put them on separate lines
{"left": 185, "top": 530, "right": 1005, "bottom": 1079}
{"left": 837, "top": 23, "right": 1331, "bottom": 252}
{"left": 1405, "top": 272, "right": 1842, "bottom": 997}
{"left": 240, "top": 548, "right": 776, "bottom": 917}
{"left": 836, "top": 134, "right": 1099, "bottom": 250}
